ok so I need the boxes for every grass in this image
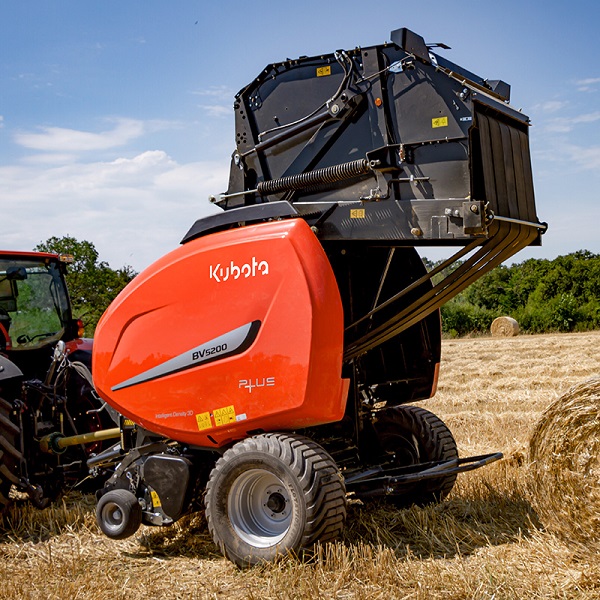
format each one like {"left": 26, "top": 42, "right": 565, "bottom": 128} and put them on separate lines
{"left": 1, "top": 331, "right": 600, "bottom": 599}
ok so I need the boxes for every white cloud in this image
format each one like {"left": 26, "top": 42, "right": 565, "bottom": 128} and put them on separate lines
{"left": 200, "top": 105, "right": 231, "bottom": 118}
{"left": 14, "top": 118, "right": 146, "bottom": 152}
{"left": 574, "top": 112, "right": 600, "bottom": 123}
{"left": 193, "top": 86, "right": 234, "bottom": 119}
{"left": 533, "top": 139, "right": 600, "bottom": 171}
{"left": 576, "top": 77, "right": 600, "bottom": 92}
{"left": 544, "top": 122, "right": 571, "bottom": 134}
{"left": 566, "top": 144, "right": 600, "bottom": 170}
{"left": 192, "top": 85, "right": 233, "bottom": 100}
{"left": 22, "top": 153, "right": 80, "bottom": 165}
{"left": 533, "top": 100, "right": 568, "bottom": 113}
{"left": 544, "top": 111, "right": 600, "bottom": 133}
{"left": 0, "top": 152, "right": 227, "bottom": 271}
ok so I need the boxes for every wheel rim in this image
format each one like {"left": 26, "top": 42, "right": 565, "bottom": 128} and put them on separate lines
{"left": 380, "top": 432, "right": 421, "bottom": 465}
{"left": 101, "top": 501, "right": 125, "bottom": 534}
{"left": 227, "top": 468, "right": 292, "bottom": 548}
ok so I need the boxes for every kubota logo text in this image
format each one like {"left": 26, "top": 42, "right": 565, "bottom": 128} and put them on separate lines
{"left": 210, "top": 257, "right": 269, "bottom": 283}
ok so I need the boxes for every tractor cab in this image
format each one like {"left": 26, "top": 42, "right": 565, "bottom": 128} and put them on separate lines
{"left": 0, "top": 251, "right": 84, "bottom": 378}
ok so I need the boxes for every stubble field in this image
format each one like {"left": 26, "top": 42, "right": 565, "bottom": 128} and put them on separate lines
{"left": 1, "top": 331, "right": 599, "bottom": 599}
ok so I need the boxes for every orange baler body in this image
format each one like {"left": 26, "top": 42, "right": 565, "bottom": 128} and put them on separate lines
{"left": 92, "top": 219, "right": 348, "bottom": 447}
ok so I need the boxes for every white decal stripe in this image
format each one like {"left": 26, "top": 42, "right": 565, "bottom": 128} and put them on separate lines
{"left": 111, "top": 321, "right": 256, "bottom": 391}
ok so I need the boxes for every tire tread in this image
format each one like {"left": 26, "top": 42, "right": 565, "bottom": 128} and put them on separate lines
{"left": 374, "top": 405, "right": 458, "bottom": 504}
{"left": 205, "top": 432, "right": 346, "bottom": 565}
{"left": 0, "top": 395, "right": 21, "bottom": 512}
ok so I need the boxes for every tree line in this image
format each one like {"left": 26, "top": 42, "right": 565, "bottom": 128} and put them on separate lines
{"left": 431, "top": 250, "right": 600, "bottom": 337}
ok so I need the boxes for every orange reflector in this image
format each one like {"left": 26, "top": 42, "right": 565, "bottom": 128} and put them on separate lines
{"left": 431, "top": 361, "right": 441, "bottom": 397}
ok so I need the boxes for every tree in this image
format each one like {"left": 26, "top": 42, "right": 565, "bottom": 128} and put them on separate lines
{"left": 35, "top": 236, "right": 136, "bottom": 335}
{"left": 428, "top": 251, "right": 600, "bottom": 336}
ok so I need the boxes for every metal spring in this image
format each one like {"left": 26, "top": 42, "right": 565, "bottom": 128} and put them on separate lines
{"left": 257, "top": 158, "right": 371, "bottom": 196}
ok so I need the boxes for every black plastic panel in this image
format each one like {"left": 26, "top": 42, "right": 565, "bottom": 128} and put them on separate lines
{"left": 142, "top": 455, "right": 191, "bottom": 520}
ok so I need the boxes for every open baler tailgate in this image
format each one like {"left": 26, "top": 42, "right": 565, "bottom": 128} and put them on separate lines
{"left": 211, "top": 28, "right": 545, "bottom": 359}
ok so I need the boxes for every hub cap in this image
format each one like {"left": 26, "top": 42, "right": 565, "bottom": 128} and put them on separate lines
{"left": 228, "top": 469, "right": 292, "bottom": 547}
{"left": 101, "top": 501, "right": 125, "bottom": 534}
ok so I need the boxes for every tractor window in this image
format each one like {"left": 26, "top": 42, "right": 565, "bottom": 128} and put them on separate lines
{"left": 0, "top": 258, "right": 71, "bottom": 350}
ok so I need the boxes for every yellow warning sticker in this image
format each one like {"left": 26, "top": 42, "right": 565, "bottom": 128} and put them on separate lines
{"left": 350, "top": 208, "right": 366, "bottom": 219}
{"left": 432, "top": 116, "right": 449, "bottom": 128}
{"left": 316, "top": 65, "right": 331, "bottom": 77}
{"left": 214, "top": 405, "right": 236, "bottom": 427}
{"left": 196, "top": 412, "right": 212, "bottom": 431}
{"left": 150, "top": 490, "right": 161, "bottom": 508}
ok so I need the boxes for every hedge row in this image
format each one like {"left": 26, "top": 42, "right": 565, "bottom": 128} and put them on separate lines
{"left": 431, "top": 251, "right": 600, "bottom": 337}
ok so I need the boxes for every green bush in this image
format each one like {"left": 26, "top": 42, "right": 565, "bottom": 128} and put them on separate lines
{"left": 441, "top": 301, "right": 496, "bottom": 337}
{"left": 431, "top": 251, "right": 600, "bottom": 336}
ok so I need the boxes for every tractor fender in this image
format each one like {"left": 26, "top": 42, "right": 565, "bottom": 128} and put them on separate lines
{"left": 66, "top": 337, "right": 94, "bottom": 370}
{"left": 0, "top": 355, "right": 23, "bottom": 382}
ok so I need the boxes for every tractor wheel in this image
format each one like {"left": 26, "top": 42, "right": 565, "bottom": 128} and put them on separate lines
{"left": 205, "top": 432, "right": 347, "bottom": 567}
{"left": 372, "top": 405, "right": 458, "bottom": 505}
{"left": 0, "top": 396, "right": 22, "bottom": 512}
{"left": 96, "top": 489, "right": 142, "bottom": 539}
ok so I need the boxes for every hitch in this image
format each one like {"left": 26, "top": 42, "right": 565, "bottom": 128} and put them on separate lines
{"left": 20, "top": 479, "right": 51, "bottom": 510}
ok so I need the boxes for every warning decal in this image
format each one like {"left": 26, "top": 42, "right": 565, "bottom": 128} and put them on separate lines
{"left": 196, "top": 412, "right": 212, "bottom": 431}
{"left": 214, "top": 405, "right": 236, "bottom": 426}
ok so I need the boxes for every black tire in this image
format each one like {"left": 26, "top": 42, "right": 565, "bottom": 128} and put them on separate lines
{"left": 205, "top": 432, "right": 347, "bottom": 567}
{"left": 372, "top": 405, "right": 458, "bottom": 505}
{"left": 0, "top": 396, "right": 22, "bottom": 513}
{"left": 96, "top": 489, "right": 142, "bottom": 539}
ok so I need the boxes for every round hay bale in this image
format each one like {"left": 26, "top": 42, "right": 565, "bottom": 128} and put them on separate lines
{"left": 529, "top": 377, "right": 600, "bottom": 549}
{"left": 490, "top": 316, "right": 520, "bottom": 337}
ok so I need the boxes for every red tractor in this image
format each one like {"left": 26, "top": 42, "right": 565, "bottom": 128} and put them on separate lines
{"left": 0, "top": 250, "right": 117, "bottom": 510}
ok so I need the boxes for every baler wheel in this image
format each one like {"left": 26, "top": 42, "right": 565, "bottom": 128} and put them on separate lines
{"left": 0, "top": 396, "right": 22, "bottom": 513}
{"left": 205, "top": 432, "right": 347, "bottom": 567}
{"left": 373, "top": 405, "right": 458, "bottom": 505}
{"left": 96, "top": 489, "right": 142, "bottom": 539}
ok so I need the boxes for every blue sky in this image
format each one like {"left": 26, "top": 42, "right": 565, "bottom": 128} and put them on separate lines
{"left": 1, "top": 0, "right": 599, "bottom": 271}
